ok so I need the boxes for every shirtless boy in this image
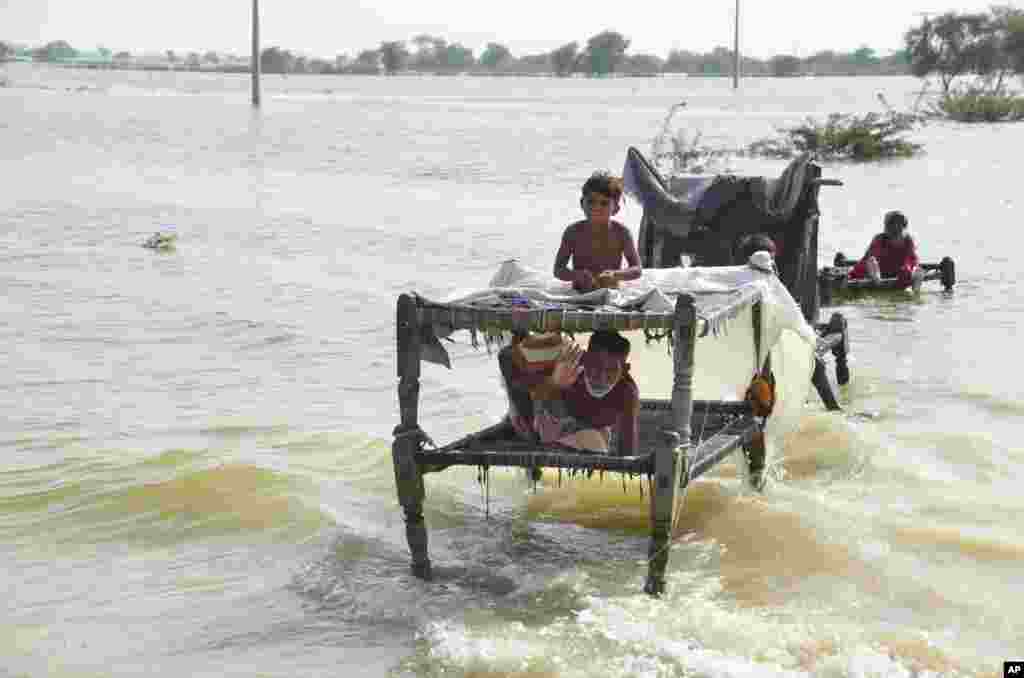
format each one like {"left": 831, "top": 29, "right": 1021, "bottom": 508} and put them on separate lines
{"left": 553, "top": 172, "right": 643, "bottom": 292}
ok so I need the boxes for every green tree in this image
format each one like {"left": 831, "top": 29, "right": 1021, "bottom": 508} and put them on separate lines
{"left": 203, "top": 51, "right": 220, "bottom": 64}
{"left": 581, "top": 30, "right": 630, "bottom": 75}
{"left": 905, "top": 11, "right": 992, "bottom": 92}
{"left": 770, "top": 54, "right": 802, "bottom": 77}
{"left": 407, "top": 33, "right": 456, "bottom": 71}
{"left": 550, "top": 41, "right": 579, "bottom": 76}
{"left": 885, "top": 48, "right": 910, "bottom": 65}
{"left": 347, "top": 48, "right": 380, "bottom": 74}
{"left": 409, "top": 34, "right": 431, "bottom": 67}
{"left": 981, "top": 6, "right": 1024, "bottom": 88}
{"left": 804, "top": 50, "right": 837, "bottom": 75}
{"left": 33, "top": 40, "right": 76, "bottom": 62}
{"left": 700, "top": 60, "right": 721, "bottom": 75}
{"left": 742, "top": 55, "right": 770, "bottom": 76}
{"left": 0, "top": 42, "right": 13, "bottom": 60}
{"left": 850, "top": 46, "right": 880, "bottom": 66}
{"left": 623, "top": 53, "right": 664, "bottom": 74}
{"left": 356, "top": 49, "right": 379, "bottom": 64}
{"left": 515, "top": 52, "right": 551, "bottom": 74}
{"left": 308, "top": 58, "right": 334, "bottom": 74}
{"left": 442, "top": 43, "right": 474, "bottom": 71}
{"left": 479, "top": 42, "right": 512, "bottom": 69}
{"left": 699, "top": 47, "right": 735, "bottom": 76}
{"left": 260, "top": 46, "right": 296, "bottom": 74}
{"left": 1008, "top": 13, "right": 1024, "bottom": 73}
{"left": 665, "top": 49, "right": 701, "bottom": 74}
{"left": 379, "top": 41, "right": 408, "bottom": 74}
{"left": 878, "top": 49, "right": 911, "bottom": 75}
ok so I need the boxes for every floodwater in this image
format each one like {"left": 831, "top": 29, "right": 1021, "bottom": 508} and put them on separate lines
{"left": 1, "top": 63, "right": 1022, "bottom": 677}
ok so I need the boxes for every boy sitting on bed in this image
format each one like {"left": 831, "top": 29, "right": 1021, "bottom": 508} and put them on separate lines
{"left": 499, "top": 330, "right": 639, "bottom": 455}
{"left": 553, "top": 171, "right": 643, "bottom": 292}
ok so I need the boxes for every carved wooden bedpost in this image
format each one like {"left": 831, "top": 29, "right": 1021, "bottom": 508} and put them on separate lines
{"left": 812, "top": 357, "right": 841, "bottom": 411}
{"left": 393, "top": 294, "right": 431, "bottom": 579}
{"left": 645, "top": 294, "right": 696, "bottom": 596}
{"left": 743, "top": 299, "right": 767, "bottom": 490}
{"left": 826, "top": 312, "right": 850, "bottom": 386}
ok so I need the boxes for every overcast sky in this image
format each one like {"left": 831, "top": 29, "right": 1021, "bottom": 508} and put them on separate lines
{"left": 0, "top": 0, "right": 1005, "bottom": 59}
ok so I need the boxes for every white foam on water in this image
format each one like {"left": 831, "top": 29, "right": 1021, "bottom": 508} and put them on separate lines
{"left": 417, "top": 576, "right": 985, "bottom": 678}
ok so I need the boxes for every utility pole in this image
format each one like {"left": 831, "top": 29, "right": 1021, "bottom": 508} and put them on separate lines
{"left": 251, "top": 0, "right": 261, "bottom": 107}
{"left": 732, "top": 0, "right": 740, "bottom": 89}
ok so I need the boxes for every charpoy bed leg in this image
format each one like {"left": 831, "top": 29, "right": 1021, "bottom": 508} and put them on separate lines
{"left": 812, "top": 311, "right": 850, "bottom": 410}
{"left": 939, "top": 257, "right": 956, "bottom": 291}
{"left": 644, "top": 295, "right": 696, "bottom": 596}
{"left": 812, "top": 357, "right": 841, "bottom": 411}
{"left": 818, "top": 272, "right": 833, "bottom": 307}
{"left": 827, "top": 312, "right": 850, "bottom": 386}
{"left": 743, "top": 300, "right": 769, "bottom": 490}
{"left": 393, "top": 293, "right": 431, "bottom": 579}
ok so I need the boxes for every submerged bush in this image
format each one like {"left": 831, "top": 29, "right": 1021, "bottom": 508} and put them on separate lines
{"left": 653, "top": 84, "right": 1021, "bottom": 169}
{"left": 930, "top": 87, "right": 1024, "bottom": 122}
{"left": 651, "top": 101, "right": 926, "bottom": 172}
{"left": 650, "top": 102, "right": 738, "bottom": 174}
{"left": 748, "top": 111, "right": 925, "bottom": 161}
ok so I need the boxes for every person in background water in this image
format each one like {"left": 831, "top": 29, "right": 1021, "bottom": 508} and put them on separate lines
{"left": 849, "top": 210, "right": 923, "bottom": 289}
{"left": 499, "top": 330, "right": 640, "bottom": 455}
{"left": 553, "top": 171, "right": 642, "bottom": 292}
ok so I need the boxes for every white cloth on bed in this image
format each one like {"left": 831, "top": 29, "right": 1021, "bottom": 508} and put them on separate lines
{"left": 444, "top": 258, "right": 816, "bottom": 348}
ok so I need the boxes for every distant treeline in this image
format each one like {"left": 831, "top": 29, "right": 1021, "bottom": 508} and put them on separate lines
{"left": 263, "top": 32, "right": 911, "bottom": 77}
{"left": 1, "top": 33, "right": 910, "bottom": 77}
{"left": 0, "top": 40, "right": 251, "bottom": 70}
{"left": 7, "top": 12, "right": 1023, "bottom": 84}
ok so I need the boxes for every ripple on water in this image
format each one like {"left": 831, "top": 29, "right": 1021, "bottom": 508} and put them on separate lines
{"left": 1, "top": 453, "right": 331, "bottom": 553}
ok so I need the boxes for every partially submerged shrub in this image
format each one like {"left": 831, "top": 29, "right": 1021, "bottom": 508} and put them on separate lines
{"left": 747, "top": 111, "right": 925, "bottom": 161}
{"left": 651, "top": 101, "right": 926, "bottom": 174}
{"left": 744, "top": 137, "right": 795, "bottom": 159}
{"left": 653, "top": 130, "right": 737, "bottom": 174}
{"left": 930, "top": 87, "right": 1024, "bottom": 122}
{"left": 650, "top": 102, "right": 738, "bottom": 174}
